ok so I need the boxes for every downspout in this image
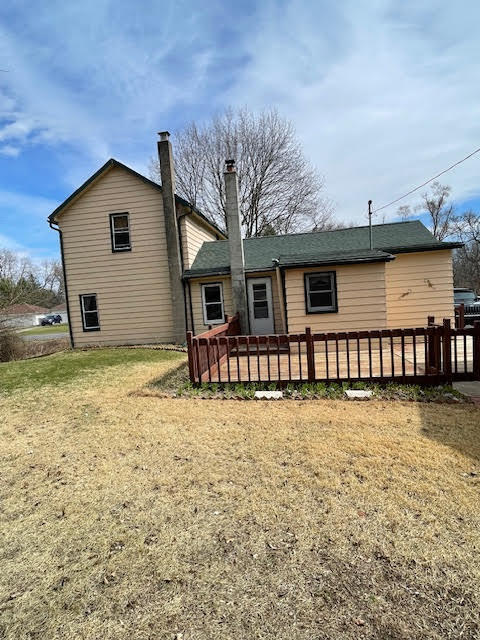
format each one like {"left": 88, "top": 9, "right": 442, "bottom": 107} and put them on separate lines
{"left": 48, "top": 219, "right": 75, "bottom": 348}
{"left": 187, "top": 279, "right": 195, "bottom": 335}
{"left": 273, "top": 258, "right": 287, "bottom": 333}
{"left": 279, "top": 266, "right": 289, "bottom": 333}
{"left": 176, "top": 207, "right": 190, "bottom": 332}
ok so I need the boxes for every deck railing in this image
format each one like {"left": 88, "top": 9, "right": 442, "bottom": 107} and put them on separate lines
{"left": 186, "top": 314, "right": 240, "bottom": 383}
{"left": 187, "top": 316, "right": 480, "bottom": 386}
{"left": 455, "top": 303, "right": 480, "bottom": 329}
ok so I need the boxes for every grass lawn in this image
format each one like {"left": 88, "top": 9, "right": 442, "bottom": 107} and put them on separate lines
{"left": 0, "top": 349, "right": 479, "bottom": 639}
{"left": 0, "top": 347, "right": 181, "bottom": 393}
{"left": 20, "top": 324, "right": 69, "bottom": 336}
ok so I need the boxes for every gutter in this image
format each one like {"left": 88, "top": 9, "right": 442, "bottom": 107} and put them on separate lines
{"left": 272, "top": 259, "right": 287, "bottom": 333}
{"left": 278, "top": 254, "right": 395, "bottom": 269}
{"left": 176, "top": 207, "right": 190, "bottom": 332}
{"left": 48, "top": 219, "right": 75, "bottom": 348}
{"left": 386, "top": 242, "right": 464, "bottom": 254}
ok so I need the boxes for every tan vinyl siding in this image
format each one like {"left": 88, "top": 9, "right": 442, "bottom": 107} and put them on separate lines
{"left": 385, "top": 250, "right": 454, "bottom": 328}
{"left": 189, "top": 276, "right": 233, "bottom": 334}
{"left": 189, "top": 271, "right": 283, "bottom": 335}
{"left": 58, "top": 164, "right": 175, "bottom": 346}
{"left": 180, "top": 215, "right": 218, "bottom": 268}
{"left": 285, "top": 262, "right": 387, "bottom": 333}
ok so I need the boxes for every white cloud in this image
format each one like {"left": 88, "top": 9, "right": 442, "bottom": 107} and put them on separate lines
{"left": 0, "top": 232, "right": 22, "bottom": 250}
{"left": 0, "top": 189, "right": 57, "bottom": 218}
{"left": 1, "top": 0, "right": 479, "bottom": 225}
{"left": 0, "top": 1, "right": 224, "bottom": 176}
{"left": 0, "top": 145, "right": 20, "bottom": 157}
{"left": 224, "top": 0, "right": 480, "bottom": 222}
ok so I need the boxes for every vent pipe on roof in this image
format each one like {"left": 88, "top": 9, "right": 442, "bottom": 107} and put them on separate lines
{"left": 368, "top": 200, "right": 373, "bottom": 249}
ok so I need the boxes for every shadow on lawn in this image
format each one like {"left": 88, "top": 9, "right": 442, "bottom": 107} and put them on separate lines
{"left": 418, "top": 402, "right": 480, "bottom": 464}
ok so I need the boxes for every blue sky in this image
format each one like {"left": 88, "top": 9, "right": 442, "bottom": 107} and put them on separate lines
{"left": 1, "top": 0, "right": 480, "bottom": 261}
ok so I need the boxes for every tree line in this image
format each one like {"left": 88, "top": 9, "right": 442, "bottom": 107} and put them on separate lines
{"left": 149, "top": 107, "right": 479, "bottom": 293}
{"left": 397, "top": 182, "right": 480, "bottom": 292}
{"left": 0, "top": 250, "right": 64, "bottom": 311}
{"left": 3, "top": 106, "right": 478, "bottom": 314}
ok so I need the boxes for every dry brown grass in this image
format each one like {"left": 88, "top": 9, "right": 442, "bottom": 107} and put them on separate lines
{"left": 1, "top": 351, "right": 479, "bottom": 639}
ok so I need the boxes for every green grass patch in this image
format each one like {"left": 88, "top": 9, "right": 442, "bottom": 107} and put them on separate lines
{"left": 150, "top": 371, "right": 467, "bottom": 403}
{"left": 0, "top": 347, "right": 184, "bottom": 394}
{"left": 20, "top": 324, "right": 69, "bottom": 336}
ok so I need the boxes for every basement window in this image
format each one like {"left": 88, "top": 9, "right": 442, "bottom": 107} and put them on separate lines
{"left": 305, "top": 272, "right": 337, "bottom": 313}
{"left": 80, "top": 294, "right": 100, "bottom": 331}
{"left": 201, "top": 283, "right": 224, "bottom": 325}
{"left": 110, "top": 213, "right": 131, "bottom": 251}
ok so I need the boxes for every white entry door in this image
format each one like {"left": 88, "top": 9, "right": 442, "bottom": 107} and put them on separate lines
{"left": 247, "top": 277, "right": 274, "bottom": 335}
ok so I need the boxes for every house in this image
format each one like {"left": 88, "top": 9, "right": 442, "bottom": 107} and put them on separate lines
{"left": 48, "top": 132, "right": 462, "bottom": 348}
{"left": 1, "top": 303, "right": 50, "bottom": 328}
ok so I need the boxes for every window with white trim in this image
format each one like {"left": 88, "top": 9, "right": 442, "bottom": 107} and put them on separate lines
{"left": 305, "top": 272, "right": 337, "bottom": 313}
{"left": 110, "top": 213, "right": 131, "bottom": 251}
{"left": 201, "top": 283, "right": 224, "bottom": 324}
{"left": 80, "top": 294, "right": 100, "bottom": 331}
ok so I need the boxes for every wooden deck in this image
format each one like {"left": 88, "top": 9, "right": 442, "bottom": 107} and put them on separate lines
{"left": 188, "top": 317, "right": 479, "bottom": 385}
{"left": 207, "top": 336, "right": 474, "bottom": 383}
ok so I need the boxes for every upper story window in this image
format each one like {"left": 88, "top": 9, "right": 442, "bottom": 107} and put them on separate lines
{"left": 201, "top": 283, "right": 224, "bottom": 325}
{"left": 305, "top": 272, "right": 337, "bottom": 313}
{"left": 110, "top": 213, "right": 131, "bottom": 252}
{"left": 80, "top": 293, "right": 100, "bottom": 331}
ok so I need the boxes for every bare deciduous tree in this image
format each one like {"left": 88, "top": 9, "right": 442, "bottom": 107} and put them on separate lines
{"left": 0, "top": 249, "right": 64, "bottom": 309}
{"left": 397, "top": 182, "right": 456, "bottom": 240}
{"left": 453, "top": 211, "right": 480, "bottom": 291}
{"left": 149, "top": 107, "right": 336, "bottom": 237}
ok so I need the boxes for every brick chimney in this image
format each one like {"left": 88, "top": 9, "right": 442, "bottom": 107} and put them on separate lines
{"left": 157, "top": 131, "right": 186, "bottom": 343}
{"left": 224, "top": 159, "right": 248, "bottom": 333}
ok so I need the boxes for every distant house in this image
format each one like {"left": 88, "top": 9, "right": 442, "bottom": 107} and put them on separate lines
{"left": 1, "top": 304, "right": 49, "bottom": 328}
{"left": 48, "top": 132, "right": 462, "bottom": 347}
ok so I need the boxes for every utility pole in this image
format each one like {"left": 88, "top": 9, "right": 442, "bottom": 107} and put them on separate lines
{"left": 368, "top": 200, "right": 373, "bottom": 249}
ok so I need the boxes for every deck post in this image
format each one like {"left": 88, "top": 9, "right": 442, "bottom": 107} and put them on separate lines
{"left": 456, "top": 303, "right": 465, "bottom": 329}
{"left": 186, "top": 331, "right": 195, "bottom": 382}
{"left": 442, "top": 318, "right": 452, "bottom": 384}
{"left": 306, "top": 327, "right": 315, "bottom": 382}
{"left": 427, "top": 316, "right": 436, "bottom": 372}
{"left": 473, "top": 321, "right": 480, "bottom": 379}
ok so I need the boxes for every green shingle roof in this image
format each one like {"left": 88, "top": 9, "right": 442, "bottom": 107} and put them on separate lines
{"left": 185, "top": 221, "right": 462, "bottom": 277}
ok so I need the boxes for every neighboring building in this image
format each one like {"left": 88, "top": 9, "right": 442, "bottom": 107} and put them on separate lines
{"left": 48, "top": 133, "right": 462, "bottom": 347}
{"left": 1, "top": 303, "right": 49, "bottom": 328}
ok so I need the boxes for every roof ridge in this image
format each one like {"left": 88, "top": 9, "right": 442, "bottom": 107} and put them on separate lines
{"left": 242, "top": 220, "right": 420, "bottom": 242}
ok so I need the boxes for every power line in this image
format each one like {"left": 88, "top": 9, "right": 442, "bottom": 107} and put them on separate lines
{"left": 373, "top": 145, "right": 480, "bottom": 213}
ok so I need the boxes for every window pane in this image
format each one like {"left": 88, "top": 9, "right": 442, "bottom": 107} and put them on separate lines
{"left": 114, "top": 231, "right": 130, "bottom": 248}
{"left": 253, "top": 300, "right": 269, "bottom": 319}
{"left": 309, "top": 291, "right": 333, "bottom": 309}
{"left": 253, "top": 284, "right": 267, "bottom": 301}
{"left": 84, "top": 311, "right": 99, "bottom": 328}
{"left": 309, "top": 274, "right": 332, "bottom": 291}
{"left": 204, "top": 286, "right": 221, "bottom": 303}
{"left": 206, "top": 303, "right": 223, "bottom": 321}
{"left": 82, "top": 295, "right": 97, "bottom": 312}
{"left": 113, "top": 214, "right": 129, "bottom": 230}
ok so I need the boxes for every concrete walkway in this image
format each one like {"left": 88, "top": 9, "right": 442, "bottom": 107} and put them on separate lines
{"left": 453, "top": 381, "right": 480, "bottom": 406}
